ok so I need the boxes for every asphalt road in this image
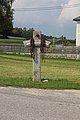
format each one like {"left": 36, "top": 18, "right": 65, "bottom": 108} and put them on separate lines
{"left": 0, "top": 87, "right": 80, "bottom": 120}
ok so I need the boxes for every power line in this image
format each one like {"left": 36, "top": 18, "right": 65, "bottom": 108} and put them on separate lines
{"left": 14, "top": 3, "right": 80, "bottom": 11}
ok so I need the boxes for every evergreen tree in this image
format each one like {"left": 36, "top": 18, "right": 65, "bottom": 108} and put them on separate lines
{"left": 0, "top": 0, "right": 14, "bottom": 38}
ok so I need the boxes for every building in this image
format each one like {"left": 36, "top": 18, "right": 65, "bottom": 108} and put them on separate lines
{"left": 73, "top": 16, "right": 80, "bottom": 46}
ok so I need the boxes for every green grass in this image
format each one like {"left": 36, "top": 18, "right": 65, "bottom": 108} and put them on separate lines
{"left": 0, "top": 36, "right": 25, "bottom": 44}
{"left": 0, "top": 54, "right": 80, "bottom": 89}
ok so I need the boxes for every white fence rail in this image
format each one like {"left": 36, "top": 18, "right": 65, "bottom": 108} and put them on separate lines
{"left": 0, "top": 45, "right": 80, "bottom": 59}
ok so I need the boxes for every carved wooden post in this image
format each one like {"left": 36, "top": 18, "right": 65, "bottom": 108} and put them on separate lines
{"left": 32, "top": 31, "right": 41, "bottom": 81}
{"left": 23, "top": 31, "right": 50, "bottom": 81}
{"left": 33, "top": 47, "right": 41, "bottom": 81}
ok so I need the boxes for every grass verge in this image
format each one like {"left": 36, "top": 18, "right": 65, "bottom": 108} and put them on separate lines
{"left": 0, "top": 54, "right": 80, "bottom": 89}
{"left": 0, "top": 36, "right": 25, "bottom": 44}
{"left": 0, "top": 77, "right": 80, "bottom": 90}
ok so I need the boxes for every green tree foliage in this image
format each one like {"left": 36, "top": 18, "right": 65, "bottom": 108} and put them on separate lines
{"left": 26, "top": 28, "right": 34, "bottom": 39}
{"left": 0, "top": 0, "right": 14, "bottom": 38}
{"left": 12, "top": 27, "right": 23, "bottom": 37}
{"left": 12, "top": 27, "right": 34, "bottom": 39}
{"left": 12, "top": 27, "right": 55, "bottom": 41}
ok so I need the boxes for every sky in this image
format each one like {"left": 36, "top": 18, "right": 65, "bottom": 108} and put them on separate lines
{"left": 12, "top": 0, "right": 80, "bottom": 39}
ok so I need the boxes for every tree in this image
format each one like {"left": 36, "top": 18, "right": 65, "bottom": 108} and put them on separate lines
{"left": 26, "top": 28, "right": 34, "bottom": 40}
{"left": 0, "top": 0, "right": 14, "bottom": 38}
{"left": 12, "top": 27, "right": 23, "bottom": 37}
{"left": 22, "top": 27, "right": 27, "bottom": 38}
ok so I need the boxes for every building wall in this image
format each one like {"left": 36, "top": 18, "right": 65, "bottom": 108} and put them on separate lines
{"left": 76, "top": 21, "right": 80, "bottom": 46}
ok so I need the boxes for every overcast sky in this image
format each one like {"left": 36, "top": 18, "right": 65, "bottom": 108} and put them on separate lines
{"left": 12, "top": 0, "right": 80, "bottom": 39}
